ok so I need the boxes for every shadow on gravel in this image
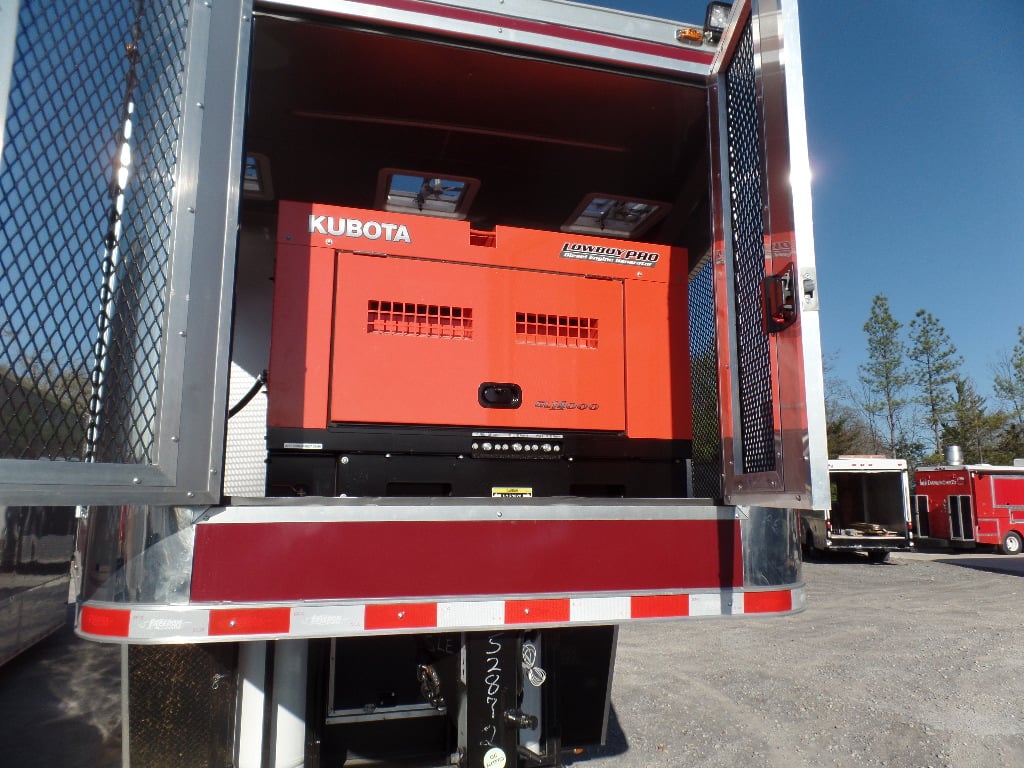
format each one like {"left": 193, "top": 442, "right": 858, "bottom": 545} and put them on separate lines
{"left": 803, "top": 551, "right": 896, "bottom": 566}
{"left": 563, "top": 704, "right": 629, "bottom": 764}
{"left": 935, "top": 557, "right": 1024, "bottom": 578}
{"left": 0, "top": 607, "right": 121, "bottom": 768}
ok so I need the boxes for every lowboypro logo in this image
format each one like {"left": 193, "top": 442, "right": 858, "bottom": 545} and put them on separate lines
{"left": 559, "top": 241, "right": 659, "bottom": 267}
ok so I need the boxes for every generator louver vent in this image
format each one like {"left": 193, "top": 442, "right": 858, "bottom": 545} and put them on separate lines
{"left": 367, "top": 300, "right": 473, "bottom": 339}
{"left": 515, "top": 313, "right": 598, "bottom": 348}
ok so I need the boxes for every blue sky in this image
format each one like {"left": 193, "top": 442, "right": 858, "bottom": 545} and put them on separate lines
{"left": 592, "top": 0, "right": 1024, "bottom": 401}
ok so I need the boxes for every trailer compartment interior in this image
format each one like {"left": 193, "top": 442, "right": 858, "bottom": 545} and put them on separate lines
{"left": 830, "top": 472, "right": 909, "bottom": 537}
{"left": 225, "top": 10, "right": 719, "bottom": 500}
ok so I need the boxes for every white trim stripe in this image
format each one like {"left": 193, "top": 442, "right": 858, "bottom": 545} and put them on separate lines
{"left": 438, "top": 600, "right": 505, "bottom": 627}
{"left": 689, "top": 592, "right": 738, "bottom": 616}
{"left": 78, "top": 587, "right": 804, "bottom": 642}
{"left": 570, "top": 596, "right": 632, "bottom": 622}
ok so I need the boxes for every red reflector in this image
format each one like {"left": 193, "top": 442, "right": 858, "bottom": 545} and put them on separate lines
{"left": 630, "top": 594, "right": 690, "bottom": 619}
{"left": 504, "top": 598, "right": 570, "bottom": 624}
{"left": 364, "top": 602, "right": 438, "bottom": 630}
{"left": 209, "top": 607, "right": 291, "bottom": 636}
{"left": 80, "top": 605, "right": 131, "bottom": 637}
{"left": 744, "top": 590, "right": 792, "bottom": 613}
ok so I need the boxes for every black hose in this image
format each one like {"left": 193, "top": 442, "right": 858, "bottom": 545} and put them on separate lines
{"left": 227, "top": 370, "right": 267, "bottom": 418}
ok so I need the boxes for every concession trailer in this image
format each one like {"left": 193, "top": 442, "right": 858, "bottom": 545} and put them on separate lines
{"left": 0, "top": 0, "right": 828, "bottom": 764}
{"left": 914, "top": 455, "right": 1024, "bottom": 556}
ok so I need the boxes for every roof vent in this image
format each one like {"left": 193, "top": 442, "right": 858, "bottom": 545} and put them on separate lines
{"left": 376, "top": 169, "right": 478, "bottom": 219}
{"left": 562, "top": 194, "right": 669, "bottom": 239}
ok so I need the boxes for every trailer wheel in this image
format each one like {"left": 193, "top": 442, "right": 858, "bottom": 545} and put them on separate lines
{"left": 1000, "top": 531, "right": 1022, "bottom": 556}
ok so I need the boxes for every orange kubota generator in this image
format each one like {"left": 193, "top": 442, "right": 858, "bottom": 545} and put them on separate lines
{"left": 266, "top": 200, "right": 691, "bottom": 498}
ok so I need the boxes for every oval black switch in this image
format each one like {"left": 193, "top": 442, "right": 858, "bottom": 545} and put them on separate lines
{"left": 478, "top": 382, "right": 522, "bottom": 409}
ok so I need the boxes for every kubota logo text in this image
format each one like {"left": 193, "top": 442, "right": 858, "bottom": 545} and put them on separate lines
{"left": 309, "top": 215, "right": 412, "bottom": 243}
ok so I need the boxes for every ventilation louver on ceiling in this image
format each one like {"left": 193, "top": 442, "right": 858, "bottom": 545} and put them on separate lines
{"left": 376, "top": 169, "right": 479, "bottom": 219}
{"left": 562, "top": 194, "right": 670, "bottom": 239}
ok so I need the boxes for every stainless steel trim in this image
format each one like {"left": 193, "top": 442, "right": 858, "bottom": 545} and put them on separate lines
{"left": 778, "top": 0, "right": 829, "bottom": 510}
{"left": 201, "top": 498, "right": 743, "bottom": 524}
{"left": 0, "top": 0, "right": 19, "bottom": 160}
{"left": 600, "top": 626, "right": 618, "bottom": 744}
{"left": 740, "top": 506, "right": 800, "bottom": 587}
{"left": 258, "top": 0, "right": 714, "bottom": 77}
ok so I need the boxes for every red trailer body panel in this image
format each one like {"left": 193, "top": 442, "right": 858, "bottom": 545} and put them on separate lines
{"left": 993, "top": 476, "right": 1024, "bottom": 508}
{"left": 189, "top": 517, "right": 742, "bottom": 602}
{"left": 914, "top": 466, "right": 1024, "bottom": 551}
{"left": 915, "top": 468, "right": 970, "bottom": 541}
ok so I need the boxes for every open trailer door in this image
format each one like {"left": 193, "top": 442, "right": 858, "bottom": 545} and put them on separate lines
{"left": 709, "top": 0, "right": 828, "bottom": 511}
{"left": 0, "top": 0, "right": 250, "bottom": 505}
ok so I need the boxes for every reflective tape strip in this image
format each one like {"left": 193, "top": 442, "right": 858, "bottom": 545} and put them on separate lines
{"left": 364, "top": 602, "right": 438, "bottom": 630}
{"left": 80, "top": 605, "right": 132, "bottom": 638}
{"left": 131, "top": 608, "right": 211, "bottom": 640}
{"left": 744, "top": 589, "right": 793, "bottom": 614}
{"left": 571, "top": 596, "right": 632, "bottom": 622}
{"left": 209, "top": 607, "right": 291, "bottom": 636}
{"left": 630, "top": 593, "right": 689, "bottom": 619}
{"left": 505, "top": 598, "right": 570, "bottom": 625}
{"left": 438, "top": 600, "right": 505, "bottom": 627}
{"left": 77, "top": 587, "right": 804, "bottom": 642}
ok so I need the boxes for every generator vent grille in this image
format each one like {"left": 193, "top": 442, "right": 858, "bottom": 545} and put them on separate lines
{"left": 367, "top": 300, "right": 473, "bottom": 339}
{"left": 515, "top": 313, "right": 598, "bottom": 348}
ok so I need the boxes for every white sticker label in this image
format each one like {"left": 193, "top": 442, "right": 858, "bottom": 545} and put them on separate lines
{"left": 483, "top": 747, "right": 507, "bottom": 768}
{"left": 283, "top": 442, "right": 323, "bottom": 450}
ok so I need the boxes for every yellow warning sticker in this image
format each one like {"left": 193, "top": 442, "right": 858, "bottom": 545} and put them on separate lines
{"left": 491, "top": 487, "right": 533, "bottom": 498}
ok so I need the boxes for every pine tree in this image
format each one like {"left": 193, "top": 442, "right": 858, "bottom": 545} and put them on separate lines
{"left": 994, "top": 325, "right": 1024, "bottom": 430}
{"left": 943, "top": 376, "right": 1003, "bottom": 464}
{"left": 859, "top": 295, "right": 911, "bottom": 457}
{"left": 907, "top": 310, "right": 961, "bottom": 457}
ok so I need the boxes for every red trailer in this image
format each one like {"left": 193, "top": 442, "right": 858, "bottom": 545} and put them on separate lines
{"left": 914, "top": 463, "right": 1024, "bottom": 555}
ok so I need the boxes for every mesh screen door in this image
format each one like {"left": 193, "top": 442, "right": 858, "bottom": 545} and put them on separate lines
{"left": 0, "top": 0, "right": 250, "bottom": 504}
{"left": 708, "top": 0, "right": 828, "bottom": 510}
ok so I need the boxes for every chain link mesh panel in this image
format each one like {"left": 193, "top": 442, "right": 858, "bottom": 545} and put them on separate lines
{"left": 724, "top": 20, "right": 776, "bottom": 475}
{"left": 0, "top": 1, "right": 189, "bottom": 464}
{"left": 688, "top": 258, "right": 722, "bottom": 498}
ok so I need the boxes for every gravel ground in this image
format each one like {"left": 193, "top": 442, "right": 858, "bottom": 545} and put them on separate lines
{"left": 1, "top": 551, "right": 1022, "bottom": 767}
{"left": 573, "top": 551, "right": 1024, "bottom": 768}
